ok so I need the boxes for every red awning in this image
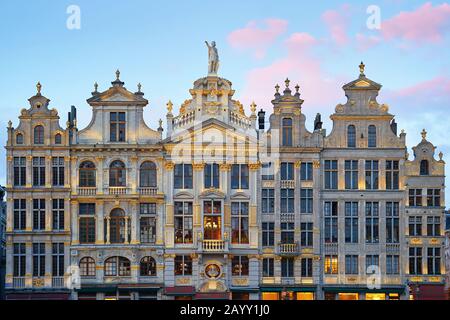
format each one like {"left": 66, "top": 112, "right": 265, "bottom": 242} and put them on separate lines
{"left": 165, "top": 286, "right": 195, "bottom": 296}
{"left": 416, "top": 284, "right": 446, "bottom": 300}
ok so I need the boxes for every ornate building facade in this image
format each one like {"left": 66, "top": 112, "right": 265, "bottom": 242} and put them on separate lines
{"left": 3, "top": 51, "right": 447, "bottom": 300}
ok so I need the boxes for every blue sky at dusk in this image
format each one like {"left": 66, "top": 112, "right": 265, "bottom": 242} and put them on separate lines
{"left": 0, "top": 0, "right": 449, "bottom": 205}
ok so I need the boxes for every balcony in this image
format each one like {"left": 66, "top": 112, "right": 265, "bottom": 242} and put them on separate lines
{"left": 52, "top": 276, "right": 65, "bottom": 288}
{"left": 277, "top": 242, "right": 300, "bottom": 256}
{"left": 280, "top": 213, "right": 295, "bottom": 223}
{"left": 280, "top": 180, "right": 295, "bottom": 189}
{"left": 78, "top": 187, "right": 97, "bottom": 196}
{"left": 202, "top": 240, "right": 227, "bottom": 253}
{"left": 106, "top": 187, "right": 129, "bottom": 195}
{"left": 138, "top": 187, "right": 158, "bottom": 196}
{"left": 13, "top": 277, "right": 25, "bottom": 288}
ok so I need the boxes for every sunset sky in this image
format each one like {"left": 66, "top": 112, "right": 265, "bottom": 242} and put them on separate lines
{"left": 1, "top": 0, "right": 449, "bottom": 205}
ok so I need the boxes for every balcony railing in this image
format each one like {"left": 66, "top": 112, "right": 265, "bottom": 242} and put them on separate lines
{"left": 52, "top": 276, "right": 65, "bottom": 288}
{"left": 280, "top": 213, "right": 295, "bottom": 222}
{"left": 138, "top": 187, "right": 158, "bottom": 196}
{"left": 13, "top": 277, "right": 25, "bottom": 288}
{"left": 78, "top": 187, "right": 97, "bottom": 196}
{"left": 278, "top": 242, "right": 300, "bottom": 256}
{"left": 106, "top": 187, "right": 129, "bottom": 195}
{"left": 280, "top": 180, "right": 295, "bottom": 189}
{"left": 202, "top": 240, "right": 226, "bottom": 253}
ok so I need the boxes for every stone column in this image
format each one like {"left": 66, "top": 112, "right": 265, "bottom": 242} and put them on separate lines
{"left": 156, "top": 201, "right": 164, "bottom": 245}
{"left": 25, "top": 242, "right": 32, "bottom": 288}
{"left": 124, "top": 216, "right": 130, "bottom": 244}
{"left": 164, "top": 162, "right": 174, "bottom": 248}
{"left": 26, "top": 198, "right": 33, "bottom": 232}
{"left": 45, "top": 198, "right": 52, "bottom": 232}
{"left": 106, "top": 216, "right": 111, "bottom": 244}
{"left": 64, "top": 156, "right": 71, "bottom": 189}
{"left": 96, "top": 156, "right": 104, "bottom": 195}
{"left": 71, "top": 201, "right": 79, "bottom": 245}
{"left": 26, "top": 155, "right": 32, "bottom": 188}
{"left": 45, "top": 155, "right": 52, "bottom": 188}
{"left": 96, "top": 200, "right": 105, "bottom": 244}
{"left": 6, "top": 155, "right": 12, "bottom": 188}
{"left": 6, "top": 197, "right": 13, "bottom": 232}
{"left": 130, "top": 200, "right": 139, "bottom": 244}
{"left": 130, "top": 156, "right": 138, "bottom": 194}
{"left": 249, "top": 163, "right": 260, "bottom": 249}
{"left": 45, "top": 241, "right": 52, "bottom": 287}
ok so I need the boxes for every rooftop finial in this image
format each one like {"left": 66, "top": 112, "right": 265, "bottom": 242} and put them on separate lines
{"left": 285, "top": 78, "right": 290, "bottom": 88}
{"left": 116, "top": 69, "right": 120, "bottom": 80}
{"left": 167, "top": 100, "right": 173, "bottom": 114}
{"left": 158, "top": 119, "right": 163, "bottom": 129}
{"left": 137, "top": 83, "right": 142, "bottom": 93}
{"left": 421, "top": 129, "right": 427, "bottom": 140}
{"left": 94, "top": 82, "right": 98, "bottom": 92}
{"left": 8, "top": 120, "right": 12, "bottom": 128}
{"left": 250, "top": 101, "right": 257, "bottom": 114}
{"left": 36, "top": 82, "right": 42, "bottom": 94}
{"left": 359, "top": 61, "right": 365, "bottom": 76}
{"left": 439, "top": 151, "right": 443, "bottom": 161}
{"left": 295, "top": 84, "right": 300, "bottom": 93}
{"left": 275, "top": 84, "right": 280, "bottom": 93}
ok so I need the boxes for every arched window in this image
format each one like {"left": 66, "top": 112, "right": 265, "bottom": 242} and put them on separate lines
{"left": 104, "top": 256, "right": 131, "bottom": 277}
{"left": 109, "top": 160, "right": 126, "bottom": 186}
{"left": 55, "top": 133, "right": 62, "bottom": 144}
{"left": 368, "top": 125, "right": 377, "bottom": 148}
{"left": 282, "top": 118, "right": 293, "bottom": 147}
{"left": 140, "top": 256, "right": 157, "bottom": 276}
{"left": 107, "top": 208, "right": 128, "bottom": 243}
{"left": 347, "top": 125, "right": 356, "bottom": 148}
{"left": 79, "top": 257, "right": 96, "bottom": 277}
{"left": 420, "top": 160, "right": 429, "bottom": 176}
{"left": 79, "top": 161, "right": 96, "bottom": 187}
{"left": 34, "top": 125, "right": 44, "bottom": 144}
{"left": 140, "top": 161, "right": 157, "bottom": 188}
{"left": 16, "top": 133, "right": 23, "bottom": 145}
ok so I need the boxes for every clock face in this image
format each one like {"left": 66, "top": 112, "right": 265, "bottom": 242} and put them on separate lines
{"left": 205, "top": 264, "right": 221, "bottom": 279}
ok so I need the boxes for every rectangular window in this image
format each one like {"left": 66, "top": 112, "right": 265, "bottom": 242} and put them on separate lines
{"left": 280, "top": 162, "right": 294, "bottom": 181}
{"left": 204, "top": 163, "right": 219, "bottom": 189}
{"left": 262, "top": 258, "right": 274, "bottom": 277}
{"left": 365, "top": 202, "right": 379, "bottom": 243}
{"left": 261, "top": 188, "right": 274, "bottom": 214}
{"left": 324, "top": 201, "right": 338, "bottom": 243}
{"left": 32, "top": 157, "right": 46, "bottom": 186}
{"left": 324, "top": 160, "right": 338, "bottom": 190}
{"left": 409, "top": 189, "right": 422, "bottom": 207}
{"left": 262, "top": 222, "right": 274, "bottom": 247}
{"left": 300, "top": 162, "right": 313, "bottom": 181}
{"left": 174, "top": 202, "right": 193, "bottom": 244}
{"left": 385, "top": 160, "right": 399, "bottom": 190}
{"left": 427, "top": 248, "right": 441, "bottom": 275}
{"left": 174, "top": 255, "right": 192, "bottom": 276}
{"left": 281, "top": 189, "right": 294, "bottom": 213}
{"left": 232, "top": 256, "right": 249, "bottom": 276}
{"left": 52, "top": 243, "right": 64, "bottom": 277}
{"left": 366, "top": 255, "right": 379, "bottom": 274}
{"left": 33, "top": 199, "right": 45, "bottom": 230}
{"left": 203, "top": 200, "right": 222, "bottom": 241}
{"left": 301, "top": 258, "right": 313, "bottom": 277}
{"left": 324, "top": 255, "right": 338, "bottom": 274}
{"left": 13, "top": 199, "right": 26, "bottom": 230}
{"left": 300, "top": 189, "right": 313, "bottom": 214}
{"left": 140, "top": 203, "right": 157, "bottom": 244}
{"left": 427, "top": 189, "right": 441, "bottom": 207}
{"left": 345, "top": 255, "right": 358, "bottom": 275}
{"left": 13, "top": 157, "right": 26, "bottom": 186}
{"left": 281, "top": 222, "right": 295, "bottom": 244}
{"left": 261, "top": 163, "right": 274, "bottom": 180}
{"left": 427, "top": 217, "right": 440, "bottom": 237}
{"left": 386, "top": 202, "right": 399, "bottom": 243}
{"left": 231, "top": 202, "right": 249, "bottom": 244}
{"left": 300, "top": 222, "right": 313, "bottom": 247}
{"left": 52, "top": 199, "right": 64, "bottom": 231}
{"left": 409, "top": 247, "right": 422, "bottom": 275}
{"left": 52, "top": 157, "right": 65, "bottom": 186}
{"left": 13, "top": 243, "right": 26, "bottom": 277}
{"left": 281, "top": 257, "right": 294, "bottom": 278}
{"left": 365, "top": 160, "right": 379, "bottom": 190}
{"left": 409, "top": 216, "right": 422, "bottom": 236}
{"left": 32, "top": 243, "right": 46, "bottom": 277}
{"left": 110, "top": 112, "right": 126, "bottom": 142}
{"left": 345, "top": 202, "right": 359, "bottom": 243}
{"left": 231, "top": 164, "right": 249, "bottom": 189}
{"left": 174, "top": 164, "right": 193, "bottom": 189}
{"left": 79, "top": 203, "right": 95, "bottom": 244}
{"left": 345, "top": 160, "right": 358, "bottom": 190}
{"left": 386, "top": 255, "right": 400, "bottom": 275}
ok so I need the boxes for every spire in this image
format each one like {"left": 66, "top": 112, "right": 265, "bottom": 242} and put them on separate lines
{"left": 359, "top": 61, "right": 365, "bottom": 76}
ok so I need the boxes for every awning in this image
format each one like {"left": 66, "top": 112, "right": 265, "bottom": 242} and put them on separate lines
{"left": 323, "top": 286, "right": 405, "bottom": 294}
{"left": 76, "top": 286, "right": 117, "bottom": 294}
{"left": 260, "top": 286, "right": 317, "bottom": 293}
{"left": 194, "top": 292, "right": 230, "bottom": 300}
{"left": 165, "top": 286, "right": 196, "bottom": 296}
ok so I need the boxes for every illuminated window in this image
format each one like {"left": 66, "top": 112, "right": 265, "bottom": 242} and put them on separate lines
{"left": 175, "top": 255, "right": 192, "bottom": 276}
{"left": 232, "top": 256, "right": 249, "bottom": 276}
{"left": 297, "top": 292, "right": 314, "bottom": 300}
{"left": 338, "top": 293, "right": 359, "bottom": 300}
{"left": 204, "top": 200, "right": 222, "bottom": 241}
{"left": 324, "top": 255, "right": 338, "bottom": 274}
{"left": 174, "top": 202, "right": 193, "bottom": 244}
{"left": 366, "top": 293, "right": 385, "bottom": 300}
{"left": 261, "top": 292, "right": 279, "bottom": 300}
{"left": 140, "top": 256, "right": 157, "bottom": 276}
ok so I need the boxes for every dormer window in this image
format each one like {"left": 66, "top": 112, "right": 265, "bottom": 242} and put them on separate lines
{"left": 282, "top": 118, "right": 293, "bottom": 147}
{"left": 110, "top": 112, "right": 126, "bottom": 142}
{"left": 347, "top": 125, "right": 356, "bottom": 148}
{"left": 420, "top": 160, "right": 429, "bottom": 176}
{"left": 34, "top": 125, "right": 44, "bottom": 144}
{"left": 55, "top": 133, "right": 62, "bottom": 145}
{"left": 16, "top": 133, "right": 23, "bottom": 145}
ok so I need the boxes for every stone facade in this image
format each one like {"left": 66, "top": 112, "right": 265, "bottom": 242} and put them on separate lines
{"left": 3, "top": 56, "right": 446, "bottom": 300}
{"left": 0, "top": 186, "right": 5, "bottom": 299}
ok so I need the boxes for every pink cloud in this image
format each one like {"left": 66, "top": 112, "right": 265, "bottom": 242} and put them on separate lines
{"left": 355, "top": 33, "right": 381, "bottom": 51}
{"left": 239, "top": 32, "right": 343, "bottom": 114}
{"left": 382, "top": 2, "right": 450, "bottom": 43}
{"left": 387, "top": 76, "right": 450, "bottom": 101}
{"left": 322, "top": 6, "right": 350, "bottom": 46}
{"left": 227, "top": 19, "right": 288, "bottom": 59}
